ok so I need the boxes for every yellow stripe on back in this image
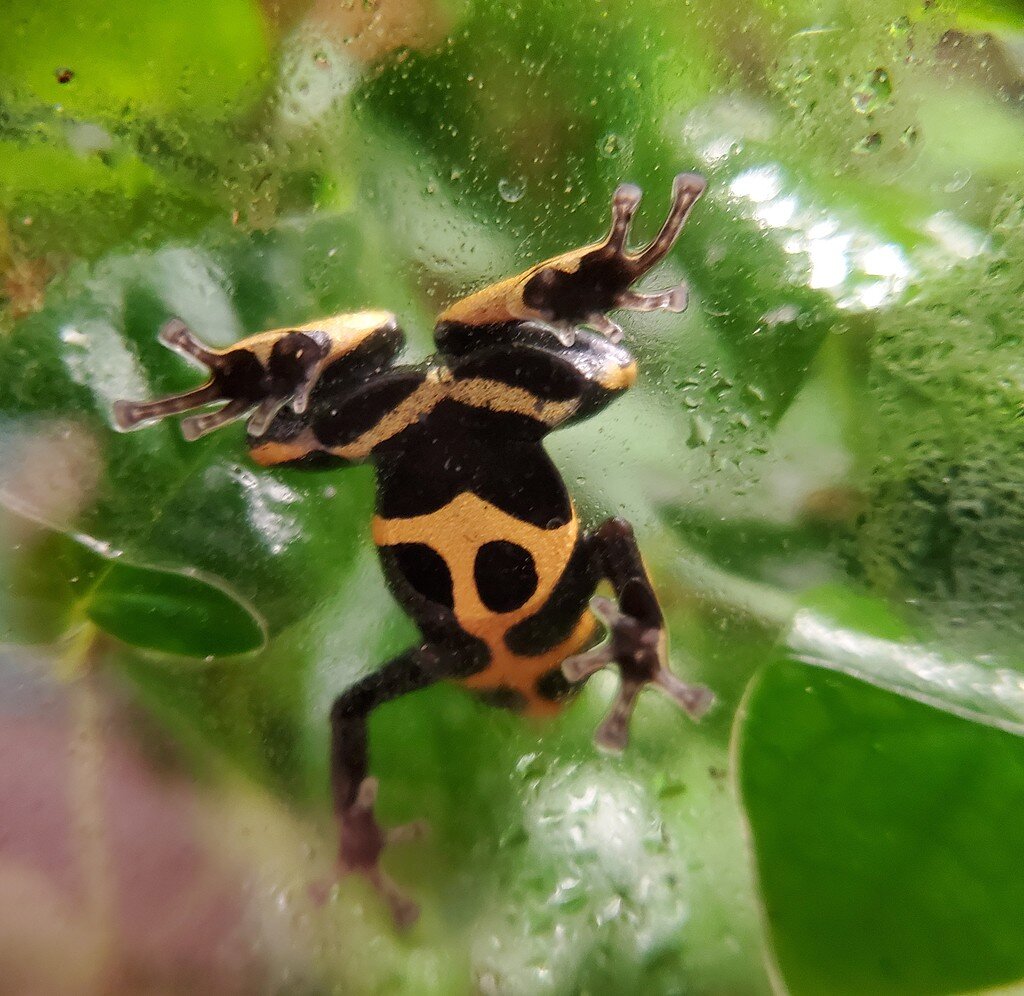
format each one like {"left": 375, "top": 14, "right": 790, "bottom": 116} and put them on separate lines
{"left": 329, "top": 371, "right": 579, "bottom": 461}
{"left": 228, "top": 310, "right": 398, "bottom": 365}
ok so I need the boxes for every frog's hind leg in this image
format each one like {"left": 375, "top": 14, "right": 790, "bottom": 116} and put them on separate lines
{"left": 562, "top": 517, "right": 714, "bottom": 751}
{"left": 329, "top": 642, "right": 479, "bottom": 929}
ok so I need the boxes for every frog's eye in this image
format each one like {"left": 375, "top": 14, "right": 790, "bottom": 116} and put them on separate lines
{"left": 526, "top": 267, "right": 560, "bottom": 297}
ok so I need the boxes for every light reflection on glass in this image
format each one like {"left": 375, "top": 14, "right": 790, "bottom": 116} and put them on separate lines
{"left": 726, "top": 164, "right": 913, "bottom": 311}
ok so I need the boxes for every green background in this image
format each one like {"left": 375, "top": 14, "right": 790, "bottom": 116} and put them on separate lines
{"left": 2, "top": 0, "right": 1024, "bottom": 990}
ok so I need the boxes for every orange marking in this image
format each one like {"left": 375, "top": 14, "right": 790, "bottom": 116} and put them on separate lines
{"left": 249, "top": 429, "right": 319, "bottom": 466}
{"left": 461, "top": 613, "right": 598, "bottom": 716}
{"left": 599, "top": 358, "right": 637, "bottom": 390}
{"left": 331, "top": 371, "right": 578, "bottom": 461}
{"left": 373, "top": 492, "right": 598, "bottom": 710}
{"left": 438, "top": 245, "right": 596, "bottom": 326}
{"left": 439, "top": 275, "right": 534, "bottom": 325}
{"left": 229, "top": 310, "right": 398, "bottom": 364}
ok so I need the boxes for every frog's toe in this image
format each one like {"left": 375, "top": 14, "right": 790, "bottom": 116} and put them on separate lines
{"left": 568, "top": 595, "right": 714, "bottom": 752}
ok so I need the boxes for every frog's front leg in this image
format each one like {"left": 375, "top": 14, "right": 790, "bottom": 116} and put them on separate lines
{"left": 434, "top": 173, "right": 705, "bottom": 354}
{"left": 114, "top": 311, "right": 401, "bottom": 440}
{"left": 113, "top": 320, "right": 324, "bottom": 439}
{"left": 563, "top": 518, "right": 714, "bottom": 751}
{"left": 524, "top": 172, "right": 706, "bottom": 343}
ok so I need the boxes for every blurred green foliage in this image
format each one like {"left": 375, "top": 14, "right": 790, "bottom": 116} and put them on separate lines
{"left": 2, "top": 0, "right": 1024, "bottom": 991}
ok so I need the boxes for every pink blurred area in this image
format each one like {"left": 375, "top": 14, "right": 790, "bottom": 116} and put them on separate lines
{"left": 0, "top": 652, "right": 265, "bottom": 994}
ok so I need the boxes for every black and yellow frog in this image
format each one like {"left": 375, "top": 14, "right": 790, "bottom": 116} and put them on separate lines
{"left": 114, "top": 173, "right": 712, "bottom": 926}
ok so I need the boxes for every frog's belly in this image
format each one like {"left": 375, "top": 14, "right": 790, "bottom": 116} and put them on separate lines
{"left": 372, "top": 490, "right": 597, "bottom": 713}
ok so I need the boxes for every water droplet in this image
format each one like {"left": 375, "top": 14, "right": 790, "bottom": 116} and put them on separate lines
{"left": 516, "top": 752, "right": 546, "bottom": 780}
{"left": 498, "top": 176, "right": 526, "bottom": 202}
{"left": 598, "top": 132, "right": 623, "bottom": 159}
{"left": 762, "top": 304, "right": 800, "bottom": 326}
{"left": 854, "top": 131, "right": 883, "bottom": 154}
{"left": 945, "top": 169, "right": 971, "bottom": 193}
{"left": 687, "top": 414, "right": 712, "bottom": 448}
{"left": 900, "top": 125, "right": 920, "bottom": 147}
{"left": 852, "top": 68, "right": 893, "bottom": 115}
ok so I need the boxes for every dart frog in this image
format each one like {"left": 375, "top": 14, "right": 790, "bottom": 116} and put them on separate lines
{"left": 114, "top": 173, "right": 712, "bottom": 927}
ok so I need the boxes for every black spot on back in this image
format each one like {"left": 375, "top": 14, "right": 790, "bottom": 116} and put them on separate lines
{"left": 505, "top": 537, "right": 598, "bottom": 655}
{"left": 386, "top": 542, "right": 454, "bottom": 609}
{"left": 474, "top": 540, "right": 538, "bottom": 612}
{"left": 374, "top": 400, "right": 572, "bottom": 527}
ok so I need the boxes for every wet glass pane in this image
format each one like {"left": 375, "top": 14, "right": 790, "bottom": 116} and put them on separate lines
{"left": 3, "top": 0, "right": 1024, "bottom": 991}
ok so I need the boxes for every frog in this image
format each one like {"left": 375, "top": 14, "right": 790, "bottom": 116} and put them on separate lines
{"left": 114, "top": 172, "right": 712, "bottom": 927}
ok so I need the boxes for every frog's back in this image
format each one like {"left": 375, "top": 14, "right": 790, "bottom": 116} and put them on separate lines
{"left": 371, "top": 397, "right": 599, "bottom": 712}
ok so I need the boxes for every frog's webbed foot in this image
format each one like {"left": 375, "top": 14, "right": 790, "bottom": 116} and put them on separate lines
{"left": 562, "top": 595, "right": 714, "bottom": 752}
{"left": 337, "top": 777, "right": 427, "bottom": 930}
{"left": 604, "top": 172, "right": 704, "bottom": 320}
{"left": 522, "top": 173, "right": 705, "bottom": 345}
{"left": 113, "top": 319, "right": 329, "bottom": 441}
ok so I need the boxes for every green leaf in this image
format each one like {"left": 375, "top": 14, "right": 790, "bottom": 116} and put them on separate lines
{"left": 948, "top": 0, "right": 1024, "bottom": 30}
{"left": 0, "top": 528, "right": 97, "bottom": 644}
{"left": 0, "top": 217, "right": 383, "bottom": 652}
{"left": 86, "top": 561, "right": 263, "bottom": 657}
{"left": 661, "top": 507, "right": 842, "bottom": 589}
{"left": 0, "top": 136, "right": 220, "bottom": 257}
{"left": 354, "top": 678, "right": 770, "bottom": 993}
{"left": 738, "top": 659, "right": 1024, "bottom": 995}
{"left": 0, "top": 513, "right": 264, "bottom": 657}
{"left": 0, "top": 0, "right": 269, "bottom": 119}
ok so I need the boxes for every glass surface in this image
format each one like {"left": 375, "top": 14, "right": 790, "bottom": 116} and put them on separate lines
{"left": 2, "top": 0, "right": 1024, "bottom": 991}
